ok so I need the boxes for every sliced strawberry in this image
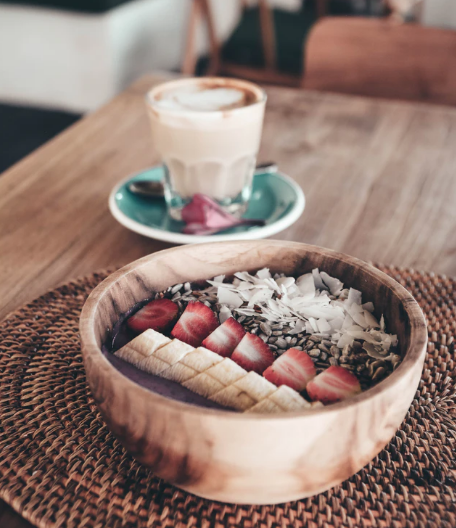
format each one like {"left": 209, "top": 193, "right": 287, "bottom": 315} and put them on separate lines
{"left": 306, "top": 366, "right": 361, "bottom": 404}
{"left": 231, "top": 333, "right": 275, "bottom": 374}
{"left": 171, "top": 301, "right": 219, "bottom": 347}
{"left": 127, "top": 298, "right": 179, "bottom": 334}
{"left": 263, "top": 348, "right": 316, "bottom": 392}
{"left": 201, "top": 318, "right": 246, "bottom": 357}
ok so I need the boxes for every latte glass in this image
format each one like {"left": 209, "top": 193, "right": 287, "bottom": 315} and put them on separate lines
{"left": 146, "top": 77, "right": 266, "bottom": 220}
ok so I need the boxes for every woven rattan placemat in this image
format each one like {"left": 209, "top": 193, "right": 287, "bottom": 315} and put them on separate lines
{"left": 0, "top": 267, "right": 455, "bottom": 528}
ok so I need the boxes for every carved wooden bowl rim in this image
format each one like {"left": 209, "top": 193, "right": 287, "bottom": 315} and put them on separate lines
{"left": 80, "top": 240, "right": 428, "bottom": 419}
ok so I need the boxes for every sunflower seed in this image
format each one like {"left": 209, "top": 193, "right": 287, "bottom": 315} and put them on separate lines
{"left": 260, "top": 322, "right": 272, "bottom": 336}
{"left": 276, "top": 338, "right": 288, "bottom": 349}
{"left": 309, "top": 348, "right": 321, "bottom": 358}
{"left": 171, "top": 284, "right": 183, "bottom": 294}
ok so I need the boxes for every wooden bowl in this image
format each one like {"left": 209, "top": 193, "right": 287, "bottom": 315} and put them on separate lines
{"left": 79, "top": 241, "right": 427, "bottom": 504}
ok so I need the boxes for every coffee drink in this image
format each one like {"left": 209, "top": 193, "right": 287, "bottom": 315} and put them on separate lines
{"left": 146, "top": 78, "right": 266, "bottom": 220}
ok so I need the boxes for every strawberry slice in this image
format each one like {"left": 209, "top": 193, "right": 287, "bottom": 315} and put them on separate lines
{"left": 171, "top": 301, "right": 219, "bottom": 347}
{"left": 306, "top": 366, "right": 361, "bottom": 404}
{"left": 263, "top": 348, "right": 316, "bottom": 392}
{"left": 127, "top": 298, "right": 179, "bottom": 334}
{"left": 202, "top": 318, "right": 246, "bottom": 357}
{"left": 231, "top": 333, "right": 275, "bottom": 374}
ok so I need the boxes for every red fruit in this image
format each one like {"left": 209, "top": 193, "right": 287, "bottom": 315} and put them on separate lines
{"left": 127, "top": 298, "right": 179, "bottom": 334}
{"left": 202, "top": 317, "right": 246, "bottom": 357}
{"left": 263, "top": 348, "right": 316, "bottom": 392}
{"left": 171, "top": 301, "right": 219, "bottom": 347}
{"left": 306, "top": 366, "right": 361, "bottom": 404}
{"left": 231, "top": 333, "right": 275, "bottom": 374}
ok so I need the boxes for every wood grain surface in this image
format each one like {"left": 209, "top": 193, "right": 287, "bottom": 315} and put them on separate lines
{"left": 1, "top": 73, "right": 455, "bottom": 523}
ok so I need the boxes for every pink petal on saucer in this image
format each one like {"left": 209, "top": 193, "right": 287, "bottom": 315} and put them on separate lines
{"left": 181, "top": 194, "right": 265, "bottom": 236}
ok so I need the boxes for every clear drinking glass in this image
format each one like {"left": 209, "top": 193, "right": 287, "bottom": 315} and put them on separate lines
{"left": 146, "top": 77, "right": 266, "bottom": 220}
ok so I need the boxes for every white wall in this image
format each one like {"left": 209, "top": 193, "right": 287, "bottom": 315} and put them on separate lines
{"left": 0, "top": 0, "right": 242, "bottom": 112}
{"left": 422, "top": 0, "right": 456, "bottom": 29}
{"left": 0, "top": 4, "right": 114, "bottom": 112}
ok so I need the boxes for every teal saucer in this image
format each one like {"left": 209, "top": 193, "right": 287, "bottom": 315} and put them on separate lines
{"left": 109, "top": 166, "right": 305, "bottom": 244}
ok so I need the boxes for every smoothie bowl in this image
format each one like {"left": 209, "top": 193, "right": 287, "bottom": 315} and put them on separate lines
{"left": 79, "top": 240, "right": 427, "bottom": 504}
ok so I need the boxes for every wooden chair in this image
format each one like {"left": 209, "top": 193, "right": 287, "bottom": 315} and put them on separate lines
{"left": 182, "top": 0, "right": 327, "bottom": 87}
{"left": 303, "top": 17, "right": 456, "bottom": 106}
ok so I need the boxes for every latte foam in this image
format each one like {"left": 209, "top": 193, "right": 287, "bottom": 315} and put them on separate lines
{"left": 154, "top": 84, "right": 256, "bottom": 112}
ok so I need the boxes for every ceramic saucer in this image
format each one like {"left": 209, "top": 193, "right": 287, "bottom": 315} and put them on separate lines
{"left": 109, "top": 166, "right": 305, "bottom": 244}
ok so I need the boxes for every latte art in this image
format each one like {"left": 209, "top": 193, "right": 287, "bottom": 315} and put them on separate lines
{"left": 156, "top": 86, "right": 252, "bottom": 112}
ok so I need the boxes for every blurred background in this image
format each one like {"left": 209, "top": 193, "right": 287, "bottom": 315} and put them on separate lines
{"left": 1, "top": 0, "right": 455, "bottom": 173}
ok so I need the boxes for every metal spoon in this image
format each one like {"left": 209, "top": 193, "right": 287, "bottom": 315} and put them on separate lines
{"left": 128, "top": 162, "right": 278, "bottom": 198}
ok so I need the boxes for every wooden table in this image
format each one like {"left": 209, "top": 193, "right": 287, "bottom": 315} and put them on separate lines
{"left": 2, "top": 74, "right": 456, "bottom": 527}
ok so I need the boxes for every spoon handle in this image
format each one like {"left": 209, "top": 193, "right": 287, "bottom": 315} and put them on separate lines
{"left": 128, "top": 162, "right": 278, "bottom": 198}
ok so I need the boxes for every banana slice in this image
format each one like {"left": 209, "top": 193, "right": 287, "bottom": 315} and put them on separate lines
{"left": 268, "top": 385, "right": 311, "bottom": 411}
{"left": 183, "top": 358, "right": 247, "bottom": 398}
{"left": 182, "top": 347, "right": 224, "bottom": 371}
{"left": 115, "top": 329, "right": 171, "bottom": 368}
{"left": 210, "top": 371, "right": 276, "bottom": 411}
{"left": 247, "top": 399, "right": 283, "bottom": 414}
{"left": 160, "top": 362, "right": 197, "bottom": 383}
{"left": 115, "top": 331, "right": 312, "bottom": 414}
{"left": 161, "top": 346, "right": 222, "bottom": 384}
{"left": 139, "top": 339, "right": 193, "bottom": 375}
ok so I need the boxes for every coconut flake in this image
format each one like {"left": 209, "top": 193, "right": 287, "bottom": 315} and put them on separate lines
{"left": 219, "top": 306, "right": 232, "bottom": 323}
{"left": 317, "top": 318, "right": 332, "bottom": 333}
{"left": 364, "top": 310, "right": 379, "bottom": 328}
{"left": 276, "top": 276, "right": 295, "bottom": 289}
{"left": 347, "top": 288, "right": 362, "bottom": 306}
{"left": 256, "top": 268, "right": 271, "bottom": 280}
{"left": 248, "top": 289, "right": 273, "bottom": 307}
{"left": 351, "top": 311, "right": 368, "bottom": 329}
{"left": 320, "top": 271, "right": 343, "bottom": 296}
{"left": 337, "top": 334, "right": 354, "bottom": 348}
{"left": 329, "top": 317, "right": 344, "bottom": 331}
{"left": 296, "top": 273, "right": 316, "bottom": 299}
{"left": 312, "top": 268, "right": 327, "bottom": 290}
{"left": 217, "top": 287, "right": 243, "bottom": 308}
{"left": 308, "top": 317, "right": 319, "bottom": 333}
{"left": 288, "top": 320, "right": 307, "bottom": 335}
